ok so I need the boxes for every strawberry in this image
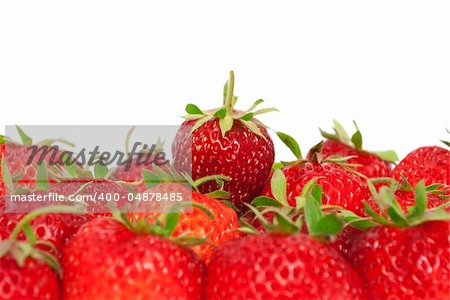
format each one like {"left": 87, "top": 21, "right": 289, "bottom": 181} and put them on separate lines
{"left": 174, "top": 193, "right": 241, "bottom": 263}
{"left": 365, "top": 179, "right": 448, "bottom": 214}
{"left": 319, "top": 120, "right": 398, "bottom": 178}
{"left": 62, "top": 216, "right": 206, "bottom": 299}
{"left": 112, "top": 134, "right": 167, "bottom": 193}
{"left": 0, "top": 127, "right": 74, "bottom": 191}
{"left": 261, "top": 142, "right": 371, "bottom": 216}
{"left": 0, "top": 178, "right": 5, "bottom": 197}
{"left": 347, "top": 183, "right": 450, "bottom": 299}
{"left": 208, "top": 233, "right": 365, "bottom": 300}
{"left": 393, "top": 145, "right": 450, "bottom": 188}
{"left": 131, "top": 168, "right": 242, "bottom": 263}
{"left": 393, "top": 188, "right": 448, "bottom": 209}
{"left": 172, "top": 71, "right": 276, "bottom": 209}
{"left": 47, "top": 178, "right": 130, "bottom": 216}
{"left": 333, "top": 179, "right": 449, "bottom": 260}
{"left": 0, "top": 193, "right": 87, "bottom": 256}
{"left": 207, "top": 183, "right": 366, "bottom": 299}
{"left": 112, "top": 158, "right": 154, "bottom": 193}
{"left": 0, "top": 255, "right": 59, "bottom": 300}
{"left": 0, "top": 207, "right": 71, "bottom": 300}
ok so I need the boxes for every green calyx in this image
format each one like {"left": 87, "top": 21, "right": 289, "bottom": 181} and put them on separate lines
{"left": 0, "top": 205, "right": 85, "bottom": 278}
{"left": 110, "top": 201, "right": 213, "bottom": 247}
{"left": 4, "top": 125, "right": 74, "bottom": 147}
{"left": 1, "top": 158, "right": 51, "bottom": 192}
{"left": 441, "top": 128, "right": 450, "bottom": 148}
{"left": 241, "top": 171, "right": 351, "bottom": 240}
{"left": 274, "top": 140, "right": 367, "bottom": 178}
{"left": 364, "top": 180, "right": 450, "bottom": 228}
{"left": 141, "top": 165, "right": 231, "bottom": 200}
{"left": 182, "top": 71, "right": 278, "bottom": 139}
{"left": 320, "top": 120, "right": 399, "bottom": 163}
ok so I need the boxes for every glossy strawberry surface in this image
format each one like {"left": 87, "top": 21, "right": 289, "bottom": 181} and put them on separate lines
{"left": 1, "top": 143, "right": 66, "bottom": 190}
{"left": 130, "top": 184, "right": 242, "bottom": 263}
{"left": 262, "top": 162, "right": 370, "bottom": 216}
{"left": 393, "top": 146, "right": 450, "bottom": 187}
{"left": 207, "top": 233, "right": 366, "bottom": 299}
{"left": 0, "top": 192, "right": 88, "bottom": 256}
{"left": 0, "top": 255, "right": 59, "bottom": 300}
{"left": 347, "top": 221, "right": 450, "bottom": 299}
{"left": 173, "top": 119, "right": 274, "bottom": 209}
{"left": 63, "top": 217, "right": 206, "bottom": 299}
{"left": 171, "top": 189, "right": 242, "bottom": 263}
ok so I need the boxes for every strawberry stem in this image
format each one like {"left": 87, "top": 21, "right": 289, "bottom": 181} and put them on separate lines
{"left": 192, "top": 174, "right": 231, "bottom": 189}
{"left": 225, "top": 70, "right": 235, "bottom": 113}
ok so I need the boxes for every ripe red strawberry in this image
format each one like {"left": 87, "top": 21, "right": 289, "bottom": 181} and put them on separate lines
{"left": 393, "top": 145, "right": 450, "bottom": 188}
{"left": 0, "top": 255, "right": 59, "bottom": 300}
{"left": 349, "top": 221, "right": 449, "bottom": 299}
{"left": 130, "top": 168, "right": 242, "bottom": 263}
{"left": 112, "top": 158, "right": 153, "bottom": 193}
{"left": 47, "top": 178, "right": 130, "bottom": 216}
{"left": 174, "top": 190, "right": 242, "bottom": 263}
{"left": 261, "top": 142, "right": 371, "bottom": 216}
{"left": 208, "top": 186, "right": 365, "bottom": 300}
{"left": 334, "top": 180, "right": 449, "bottom": 260}
{"left": 112, "top": 138, "right": 168, "bottom": 193}
{"left": 0, "top": 208, "right": 64, "bottom": 300}
{"left": 172, "top": 71, "right": 276, "bottom": 209}
{"left": 320, "top": 120, "right": 398, "bottom": 178}
{"left": 0, "top": 193, "right": 87, "bottom": 255}
{"left": 393, "top": 189, "right": 448, "bottom": 209}
{"left": 366, "top": 186, "right": 448, "bottom": 214}
{"left": 207, "top": 233, "right": 365, "bottom": 300}
{"left": 63, "top": 216, "right": 206, "bottom": 299}
{"left": 347, "top": 183, "right": 450, "bottom": 299}
{"left": 0, "top": 177, "right": 5, "bottom": 197}
{"left": 0, "top": 127, "right": 73, "bottom": 191}
{"left": 131, "top": 183, "right": 242, "bottom": 263}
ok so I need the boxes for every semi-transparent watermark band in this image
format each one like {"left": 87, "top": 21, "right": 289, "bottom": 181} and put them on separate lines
{"left": 2, "top": 125, "right": 193, "bottom": 213}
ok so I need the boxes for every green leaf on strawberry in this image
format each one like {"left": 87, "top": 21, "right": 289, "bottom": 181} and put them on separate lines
{"left": 320, "top": 120, "right": 399, "bottom": 163}
{"left": 15, "top": 125, "right": 33, "bottom": 145}
{"left": 182, "top": 71, "right": 278, "bottom": 139}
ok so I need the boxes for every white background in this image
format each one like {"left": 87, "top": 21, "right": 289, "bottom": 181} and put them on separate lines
{"left": 0, "top": 0, "right": 449, "bottom": 161}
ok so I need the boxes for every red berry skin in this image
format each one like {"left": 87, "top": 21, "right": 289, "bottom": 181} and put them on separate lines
{"left": 393, "top": 146, "right": 450, "bottom": 187}
{"left": 172, "top": 119, "right": 275, "bottom": 209}
{"left": 62, "top": 217, "right": 206, "bottom": 300}
{"left": 0, "top": 192, "right": 88, "bottom": 257}
{"left": 48, "top": 178, "right": 130, "bottom": 216}
{"left": 262, "top": 162, "right": 370, "bottom": 216}
{"left": 322, "top": 140, "right": 392, "bottom": 178}
{"left": 113, "top": 157, "right": 169, "bottom": 194}
{"left": 1, "top": 143, "right": 66, "bottom": 190}
{"left": 130, "top": 185, "right": 243, "bottom": 264}
{"left": 0, "top": 212, "right": 87, "bottom": 257}
{"left": 0, "top": 179, "right": 5, "bottom": 198}
{"left": 366, "top": 189, "right": 448, "bottom": 215}
{"left": 112, "top": 159, "right": 149, "bottom": 193}
{"left": 0, "top": 255, "right": 59, "bottom": 300}
{"left": 332, "top": 226, "right": 363, "bottom": 260}
{"left": 347, "top": 221, "right": 450, "bottom": 299}
{"left": 207, "top": 233, "right": 366, "bottom": 300}
{"left": 171, "top": 190, "right": 242, "bottom": 263}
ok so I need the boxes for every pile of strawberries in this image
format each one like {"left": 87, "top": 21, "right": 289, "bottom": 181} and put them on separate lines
{"left": 1, "top": 71, "right": 449, "bottom": 300}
